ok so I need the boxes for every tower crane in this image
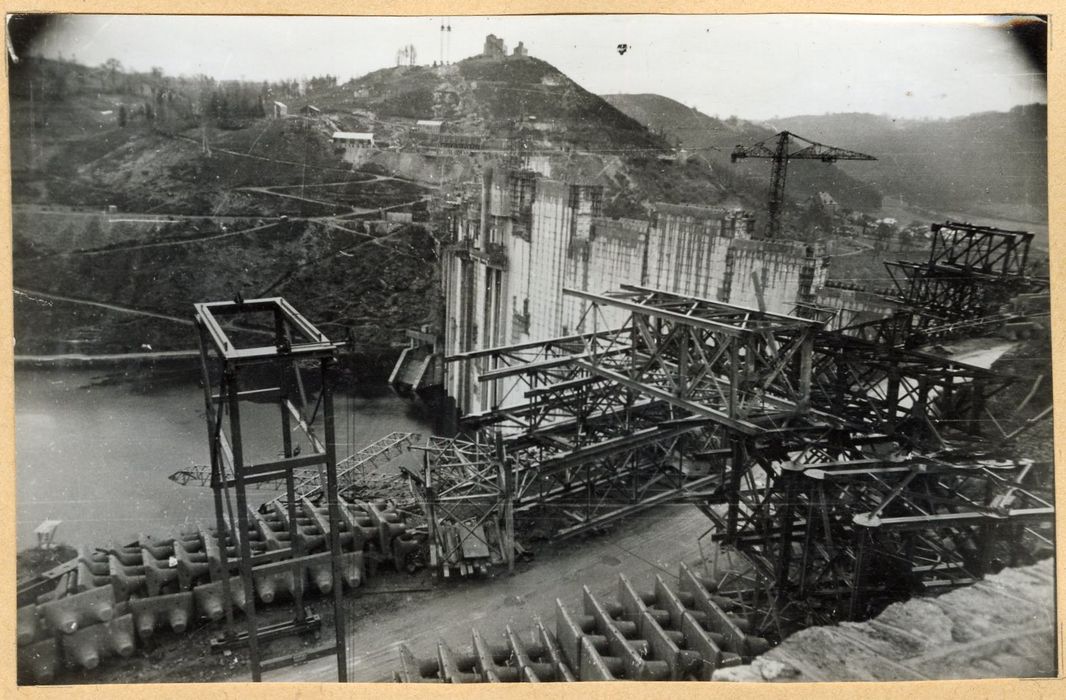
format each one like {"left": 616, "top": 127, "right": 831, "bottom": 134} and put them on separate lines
{"left": 731, "top": 131, "right": 875, "bottom": 239}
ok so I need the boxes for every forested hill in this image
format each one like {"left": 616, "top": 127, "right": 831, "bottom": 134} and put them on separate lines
{"left": 774, "top": 106, "right": 1047, "bottom": 223}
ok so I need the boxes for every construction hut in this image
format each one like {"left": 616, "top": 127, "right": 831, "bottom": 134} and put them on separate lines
{"left": 273, "top": 101, "right": 289, "bottom": 118}
{"left": 416, "top": 119, "right": 444, "bottom": 133}
{"left": 333, "top": 131, "right": 376, "bottom": 165}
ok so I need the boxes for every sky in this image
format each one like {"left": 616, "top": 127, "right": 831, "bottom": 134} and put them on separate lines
{"left": 22, "top": 14, "right": 1047, "bottom": 121}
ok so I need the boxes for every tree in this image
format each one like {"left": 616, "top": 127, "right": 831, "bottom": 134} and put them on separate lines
{"left": 118, "top": 104, "right": 128, "bottom": 127}
{"left": 44, "top": 64, "right": 68, "bottom": 101}
{"left": 101, "top": 58, "right": 123, "bottom": 91}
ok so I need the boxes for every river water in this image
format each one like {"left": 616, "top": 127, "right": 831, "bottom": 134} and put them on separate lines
{"left": 14, "top": 366, "right": 432, "bottom": 550}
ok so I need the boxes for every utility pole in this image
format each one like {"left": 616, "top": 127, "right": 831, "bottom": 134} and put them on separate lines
{"left": 201, "top": 119, "right": 211, "bottom": 157}
{"left": 29, "top": 81, "right": 35, "bottom": 171}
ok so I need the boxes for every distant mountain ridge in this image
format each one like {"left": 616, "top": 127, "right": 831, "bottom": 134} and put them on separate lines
{"left": 773, "top": 107, "right": 1047, "bottom": 223}
{"left": 602, "top": 93, "right": 883, "bottom": 212}
{"left": 604, "top": 93, "right": 1047, "bottom": 224}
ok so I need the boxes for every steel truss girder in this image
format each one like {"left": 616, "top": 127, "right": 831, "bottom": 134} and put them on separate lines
{"left": 928, "top": 221, "right": 1032, "bottom": 276}
{"left": 808, "top": 331, "right": 1012, "bottom": 448}
{"left": 703, "top": 443, "right": 1054, "bottom": 637}
{"left": 426, "top": 326, "right": 756, "bottom": 542}
{"left": 434, "top": 283, "right": 1017, "bottom": 552}
{"left": 432, "top": 274, "right": 1033, "bottom": 612}
{"left": 407, "top": 403, "right": 714, "bottom": 549}
{"left": 838, "top": 222, "right": 1042, "bottom": 348}
{"left": 562, "top": 286, "right": 823, "bottom": 434}
{"left": 886, "top": 261, "right": 1025, "bottom": 327}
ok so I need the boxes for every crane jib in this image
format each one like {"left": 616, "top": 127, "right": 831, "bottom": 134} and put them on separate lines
{"left": 729, "top": 130, "right": 876, "bottom": 239}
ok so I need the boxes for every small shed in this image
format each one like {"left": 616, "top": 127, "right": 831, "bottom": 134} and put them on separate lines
{"left": 333, "top": 131, "right": 376, "bottom": 165}
{"left": 333, "top": 131, "right": 375, "bottom": 147}
{"left": 416, "top": 119, "right": 444, "bottom": 133}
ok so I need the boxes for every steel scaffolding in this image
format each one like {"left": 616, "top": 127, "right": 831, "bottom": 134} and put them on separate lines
{"left": 194, "top": 297, "right": 348, "bottom": 681}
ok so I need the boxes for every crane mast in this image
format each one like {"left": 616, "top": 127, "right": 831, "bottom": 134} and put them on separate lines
{"left": 731, "top": 130, "right": 875, "bottom": 239}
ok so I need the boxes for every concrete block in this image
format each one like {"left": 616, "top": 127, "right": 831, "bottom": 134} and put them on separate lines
{"left": 129, "top": 591, "right": 195, "bottom": 640}
{"left": 247, "top": 558, "right": 297, "bottom": 603}
{"left": 554, "top": 600, "right": 586, "bottom": 670}
{"left": 18, "top": 637, "right": 60, "bottom": 684}
{"left": 534, "top": 617, "right": 576, "bottom": 681}
{"left": 142, "top": 549, "right": 179, "bottom": 597}
{"left": 472, "top": 628, "right": 519, "bottom": 682}
{"left": 578, "top": 636, "right": 617, "bottom": 680}
{"left": 391, "top": 533, "right": 421, "bottom": 572}
{"left": 76, "top": 545, "right": 109, "bottom": 578}
{"left": 60, "top": 613, "right": 136, "bottom": 670}
{"left": 436, "top": 640, "right": 479, "bottom": 683}
{"left": 18, "top": 604, "right": 41, "bottom": 646}
{"left": 38, "top": 585, "right": 115, "bottom": 634}
{"left": 174, "top": 539, "right": 209, "bottom": 590}
{"left": 192, "top": 576, "right": 247, "bottom": 621}
{"left": 679, "top": 562, "right": 745, "bottom": 653}
{"left": 397, "top": 644, "right": 440, "bottom": 682}
{"left": 582, "top": 585, "right": 661, "bottom": 679}
{"left": 109, "top": 555, "right": 146, "bottom": 600}
{"left": 138, "top": 533, "right": 175, "bottom": 561}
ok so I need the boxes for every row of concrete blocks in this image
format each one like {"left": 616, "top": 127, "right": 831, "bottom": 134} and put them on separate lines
{"left": 395, "top": 562, "right": 770, "bottom": 682}
{"left": 18, "top": 498, "right": 416, "bottom": 683}
{"left": 245, "top": 496, "right": 420, "bottom": 575}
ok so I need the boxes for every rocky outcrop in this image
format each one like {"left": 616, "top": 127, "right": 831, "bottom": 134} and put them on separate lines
{"left": 714, "top": 559, "right": 1056, "bottom": 681}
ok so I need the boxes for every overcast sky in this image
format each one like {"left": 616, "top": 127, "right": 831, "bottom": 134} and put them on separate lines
{"left": 24, "top": 14, "right": 1046, "bottom": 121}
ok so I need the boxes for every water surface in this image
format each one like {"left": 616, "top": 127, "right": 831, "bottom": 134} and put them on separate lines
{"left": 15, "top": 366, "right": 430, "bottom": 550}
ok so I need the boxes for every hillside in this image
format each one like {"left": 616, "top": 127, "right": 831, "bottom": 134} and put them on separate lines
{"left": 290, "top": 56, "right": 663, "bottom": 151}
{"left": 293, "top": 56, "right": 750, "bottom": 217}
{"left": 602, "top": 93, "right": 883, "bottom": 212}
{"left": 774, "top": 107, "right": 1048, "bottom": 224}
{"left": 9, "top": 52, "right": 782, "bottom": 361}
{"left": 11, "top": 54, "right": 757, "bottom": 221}
{"left": 8, "top": 57, "right": 439, "bottom": 368}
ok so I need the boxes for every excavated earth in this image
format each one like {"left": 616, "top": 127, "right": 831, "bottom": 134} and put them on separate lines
{"left": 714, "top": 558, "right": 1058, "bottom": 682}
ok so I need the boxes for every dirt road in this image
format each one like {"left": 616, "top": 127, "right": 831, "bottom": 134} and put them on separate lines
{"left": 236, "top": 186, "right": 373, "bottom": 212}
{"left": 66, "top": 220, "right": 284, "bottom": 256}
{"left": 262, "top": 504, "right": 715, "bottom": 682}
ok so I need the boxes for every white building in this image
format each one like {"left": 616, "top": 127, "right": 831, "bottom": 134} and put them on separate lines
{"left": 332, "top": 131, "right": 376, "bottom": 165}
